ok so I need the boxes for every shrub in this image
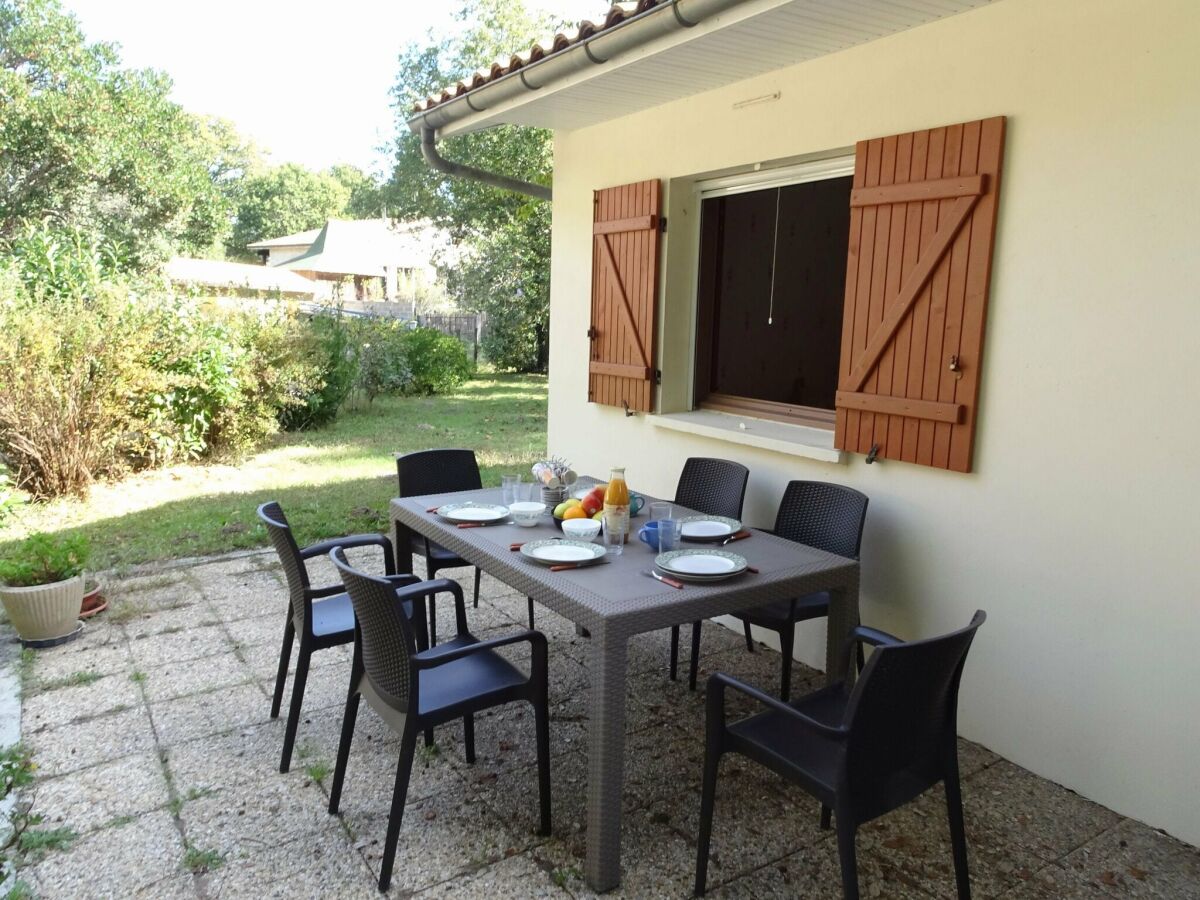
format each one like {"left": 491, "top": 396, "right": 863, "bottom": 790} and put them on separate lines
{"left": 0, "top": 533, "right": 90, "bottom": 587}
{"left": 279, "top": 310, "right": 359, "bottom": 430}
{"left": 354, "top": 318, "right": 412, "bottom": 402}
{"left": 401, "top": 326, "right": 473, "bottom": 395}
{"left": 0, "top": 463, "right": 20, "bottom": 527}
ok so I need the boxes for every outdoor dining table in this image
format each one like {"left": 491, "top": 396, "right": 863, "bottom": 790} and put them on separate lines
{"left": 390, "top": 481, "right": 860, "bottom": 892}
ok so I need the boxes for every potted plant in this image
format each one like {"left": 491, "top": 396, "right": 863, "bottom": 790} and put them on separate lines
{"left": 0, "top": 533, "right": 90, "bottom": 648}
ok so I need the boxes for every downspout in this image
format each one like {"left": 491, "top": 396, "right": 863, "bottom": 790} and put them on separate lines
{"left": 420, "top": 126, "right": 552, "bottom": 202}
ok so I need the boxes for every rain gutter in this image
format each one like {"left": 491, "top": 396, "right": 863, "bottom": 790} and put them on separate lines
{"left": 409, "top": 0, "right": 750, "bottom": 201}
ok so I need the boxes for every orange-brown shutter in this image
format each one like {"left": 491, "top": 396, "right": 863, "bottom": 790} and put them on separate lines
{"left": 589, "top": 179, "right": 662, "bottom": 413}
{"left": 835, "top": 116, "right": 1005, "bottom": 473}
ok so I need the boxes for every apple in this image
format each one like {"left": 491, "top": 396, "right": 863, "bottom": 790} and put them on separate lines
{"left": 592, "top": 510, "right": 604, "bottom": 521}
{"left": 581, "top": 486, "right": 606, "bottom": 516}
{"left": 553, "top": 500, "right": 572, "bottom": 518}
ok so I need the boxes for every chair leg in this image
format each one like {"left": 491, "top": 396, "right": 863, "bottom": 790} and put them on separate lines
{"left": 527, "top": 597, "right": 536, "bottom": 629}
{"left": 534, "top": 699, "right": 552, "bottom": 836}
{"left": 694, "top": 736, "right": 722, "bottom": 896}
{"left": 669, "top": 626, "right": 680, "bottom": 681}
{"left": 820, "top": 804, "right": 832, "bottom": 830}
{"left": 688, "top": 621, "right": 702, "bottom": 691}
{"left": 742, "top": 619, "right": 755, "bottom": 653}
{"left": 835, "top": 808, "right": 860, "bottom": 900}
{"left": 779, "top": 622, "right": 795, "bottom": 702}
{"left": 428, "top": 593, "right": 438, "bottom": 646}
{"left": 463, "top": 713, "right": 476, "bottom": 764}
{"left": 279, "top": 646, "right": 310, "bottom": 773}
{"left": 328, "top": 689, "right": 360, "bottom": 814}
{"left": 378, "top": 725, "right": 419, "bottom": 893}
{"left": 945, "top": 770, "right": 973, "bottom": 899}
{"left": 473, "top": 567, "right": 481, "bottom": 608}
{"left": 270, "top": 618, "right": 294, "bottom": 719}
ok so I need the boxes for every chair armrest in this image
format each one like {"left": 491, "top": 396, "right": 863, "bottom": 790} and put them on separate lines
{"left": 851, "top": 625, "right": 902, "bottom": 648}
{"left": 413, "top": 629, "right": 546, "bottom": 670}
{"left": 302, "top": 534, "right": 395, "bottom": 574}
{"left": 384, "top": 574, "right": 421, "bottom": 588}
{"left": 707, "top": 672, "right": 848, "bottom": 739}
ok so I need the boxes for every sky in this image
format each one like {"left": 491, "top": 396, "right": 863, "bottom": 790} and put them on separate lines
{"left": 63, "top": 0, "right": 607, "bottom": 175}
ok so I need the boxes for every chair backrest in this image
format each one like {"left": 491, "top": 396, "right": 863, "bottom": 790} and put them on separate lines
{"left": 396, "top": 448, "right": 482, "bottom": 498}
{"left": 674, "top": 457, "right": 749, "bottom": 519}
{"left": 257, "top": 501, "right": 311, "bottom": 630}
{"left": 842, "top": 611, "right": 986, "bottom": 821}
{"left": 331, "top": 548, "right": 419, "bottom": 714}
{"left": 772, "top": 481, "right": 869, "bottom": 560}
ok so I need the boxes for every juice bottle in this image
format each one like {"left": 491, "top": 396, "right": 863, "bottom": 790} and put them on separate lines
{"left": 603, "top": 467, "right": 630, "bottom": 544}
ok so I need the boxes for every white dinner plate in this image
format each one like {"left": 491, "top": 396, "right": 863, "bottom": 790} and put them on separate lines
{"left": 521, "top": 540, "right": 607, "bottom": 566}
{"left": 436, "top": 502, "right": 510, "bottom": 524}
{"left": 678, "top": 516, "right": 742, "bottom": 541}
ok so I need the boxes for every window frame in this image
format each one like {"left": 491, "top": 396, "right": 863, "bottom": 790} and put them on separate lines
{"left": 689, "top": 153, "right": 856, "bottom": 429}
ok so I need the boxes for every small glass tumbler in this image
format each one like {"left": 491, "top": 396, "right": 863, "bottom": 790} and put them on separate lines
{"left": 501, "top": 474, "right": 520, "bottom": 506}
{"left": 649, "top": 501, "right": 672, "bottom": 524}
{"left": 658, "top": 518, "right": 682, "bottom": 553}
{"left": 601, "top": 517, "right": 624, "bottom": 557}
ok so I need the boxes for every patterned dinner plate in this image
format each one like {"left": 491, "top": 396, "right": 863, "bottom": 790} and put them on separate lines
{"left": 521, "top": 539, "right": 608, "bottom": 566}
{"left": 436, "top": 502, "right": 511, "bottom": 524}
{"left": 655, "top": 549, "right": 748, "bottom": 580}
{"left": 677, "top": 515, "right": 742, "bottom": 541}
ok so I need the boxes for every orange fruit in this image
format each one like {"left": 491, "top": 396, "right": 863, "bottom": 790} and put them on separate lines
{"left": 563, "top": 506, "right": 588, "bottom": 520}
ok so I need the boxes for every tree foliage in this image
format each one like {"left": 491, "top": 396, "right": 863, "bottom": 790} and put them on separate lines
{"left": 227, "top": 164, "right": 350, "bottom": 258}
{"left": 387, "top": 0, "right": 557, "bottom": 372}
{"left": 0, "top": 0, "right": 256, "bottom": 266}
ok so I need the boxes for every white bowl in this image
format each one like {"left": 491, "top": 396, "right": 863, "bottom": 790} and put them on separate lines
{"left": 562, "top": 518, "right": 601, "bottom": 540}
{"left": 509, "top": 501, "right": 547, "bottom": 527}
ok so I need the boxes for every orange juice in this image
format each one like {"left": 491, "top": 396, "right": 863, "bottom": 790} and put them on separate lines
{"left": 603, "top": 467, "right": 630, "bottom": 543}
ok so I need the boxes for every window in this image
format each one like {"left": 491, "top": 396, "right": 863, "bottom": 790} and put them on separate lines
{"left": 693, "top": 159, "right": 853, "bottom": 427}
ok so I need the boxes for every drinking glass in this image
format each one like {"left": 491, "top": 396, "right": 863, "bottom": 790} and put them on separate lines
{"left": 501, "top": 474, "right": 520, "bottom": 506}
{"left": 658, "top": 518, "right": 682, "bottom": 553}
{"left": 649, "top": 501, "right": 672, "bottom": 524}
{"left": 601, "top": 517, "right": 624, "bottom": 557}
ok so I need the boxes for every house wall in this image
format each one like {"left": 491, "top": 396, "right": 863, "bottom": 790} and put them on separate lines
{"left": 265, "top": 246, "right": 309, "bottom": 266}
{"left": 547, "top": 0, "right": 1200, "bottom": 844}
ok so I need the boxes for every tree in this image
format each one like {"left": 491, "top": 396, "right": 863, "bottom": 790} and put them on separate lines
{"left": 227, "top": 164, "right": 350, "bottom": 257}
{"left": 387, "top": 0, "right": 558, "bottom": 371}
{"left": 0, "top": 0, "right": 254, "bottom": 267}
{"left": 329, "top": 164, "right": 385, "bottom": 219}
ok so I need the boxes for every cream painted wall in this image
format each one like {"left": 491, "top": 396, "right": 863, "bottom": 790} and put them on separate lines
{"left": 546, "top": 0, "right": 1200, "bottom": 845}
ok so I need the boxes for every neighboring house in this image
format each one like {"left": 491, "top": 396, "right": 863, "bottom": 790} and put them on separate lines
{"left": 409, "top": 0, "right": 1200, "bottom": 858}
{"left": 164, "top": 257, "right": 316, "bottom": 299}
{"left": 246, "top": 218, "right": 445, "bottom": 309}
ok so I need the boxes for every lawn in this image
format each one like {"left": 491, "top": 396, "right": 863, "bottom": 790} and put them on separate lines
{"left": 0, "top": 373, "right": 547, "bottom": 571}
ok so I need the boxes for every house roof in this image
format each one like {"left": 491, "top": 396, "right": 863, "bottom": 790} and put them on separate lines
{"left": 245, "top": 228, "right": 323, "bottom": 251}
{"left": 165, "top": 258, "right": 317, "bottom": 296}
{"left": 408, "top": 0, "right": 994, "bottom": 138}
{"left": 275, "top": 219, "right": 436, "bottom": 278}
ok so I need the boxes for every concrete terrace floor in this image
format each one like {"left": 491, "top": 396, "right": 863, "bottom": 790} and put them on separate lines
{"left": 9, "top": 550, "right": 1200, "bottom": 899}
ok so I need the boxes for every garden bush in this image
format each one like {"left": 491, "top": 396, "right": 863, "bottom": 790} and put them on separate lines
{"left": 354, "top": 318, "right": 412, "bottom": 402}
{"left": 399, "top": 326, "right": 473, "bottom": 395}
{"left": 278, "top": 309, "right": 360, "bottom": 431}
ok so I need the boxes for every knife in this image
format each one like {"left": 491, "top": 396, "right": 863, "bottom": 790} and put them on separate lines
{"left": 646, "top": 569, "right": 684, "bottom": 589}
{"left": 721, "top": 530, "right": 752, "bottom": 545}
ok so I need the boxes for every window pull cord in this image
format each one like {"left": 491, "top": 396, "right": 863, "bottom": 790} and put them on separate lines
{"left": 767, "top": 186, "right": 781, "bottom": 325}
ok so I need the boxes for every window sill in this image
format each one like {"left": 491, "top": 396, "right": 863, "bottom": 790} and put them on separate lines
{"left": 649, "top": 409, "right": 844, "bottom": 464}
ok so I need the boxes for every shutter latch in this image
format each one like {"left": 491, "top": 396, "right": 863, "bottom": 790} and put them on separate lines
{"left": 654, "top": 369, "right": 662, "bottom": 385}
{"left": 948, "top": 355, "right": 963, "bottom": 379}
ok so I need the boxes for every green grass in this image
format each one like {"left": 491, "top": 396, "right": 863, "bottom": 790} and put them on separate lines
{"left": 181, "top": 845, "right": 223, "bottom": 874}
{"left": 35, "top": 671, "right": 103, "bottom": 693}
{"left": 0, "top": 374, "right": 547, "bottom": 570}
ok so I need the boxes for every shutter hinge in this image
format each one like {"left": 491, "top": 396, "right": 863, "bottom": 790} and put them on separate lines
{"left": 655, "top": 369, "right": 662, "bottom": 385}
{"left": 587, "top": 326, "right": 598, "bottom": 340}
{"left": 659, "top": 216, "right": 667, "bottom": 233}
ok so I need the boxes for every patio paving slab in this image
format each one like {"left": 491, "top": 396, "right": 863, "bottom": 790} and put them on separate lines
{"left": 9, "top": 550, "right": 1199, "bottom": 899}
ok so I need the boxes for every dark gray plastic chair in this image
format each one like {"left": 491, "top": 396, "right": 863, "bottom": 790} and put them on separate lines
{"left": 396, "top": 449, "right": 484, "bottom": 643}
{"left": 695, "top": 611, "right": 986, "bottom": 900}
{"left": 257, "top": 501, "right": 404, "bottom": 773}
{"left": 687, "top": 481, "right": 869, "bottom": 699}
{"left": 327, "top": 548, "right": 551, "bottom": 893}
{"left": 666, "top": 458, "right": 750, "bottom": 688}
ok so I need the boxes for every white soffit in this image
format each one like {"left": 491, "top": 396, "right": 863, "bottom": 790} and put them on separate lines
{"left": 428, "top": 0, "right": 994, "bottom": 137}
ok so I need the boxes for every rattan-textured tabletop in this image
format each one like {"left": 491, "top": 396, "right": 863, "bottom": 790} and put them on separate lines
{"left": 390, "top": 482, "right": 860, "bottom": 891}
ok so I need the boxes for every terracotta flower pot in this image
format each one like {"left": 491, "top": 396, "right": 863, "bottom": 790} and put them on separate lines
{"left": 80, "top": 579, "right": 107, "bottom": 619}
{"left": 0, "top": 574, "right": 84, "bottom": 644}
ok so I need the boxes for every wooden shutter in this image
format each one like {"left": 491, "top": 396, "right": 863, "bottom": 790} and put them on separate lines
{"left": 589, "top": 179, "right": 662, "bottom": 413}
{"left": 835, "top": 116, "right": 1005, "bottom": 473}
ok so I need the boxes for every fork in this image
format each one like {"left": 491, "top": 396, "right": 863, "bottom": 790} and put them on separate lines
{"left": 644, "top": 569, "right": 684, "bottom": 589}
